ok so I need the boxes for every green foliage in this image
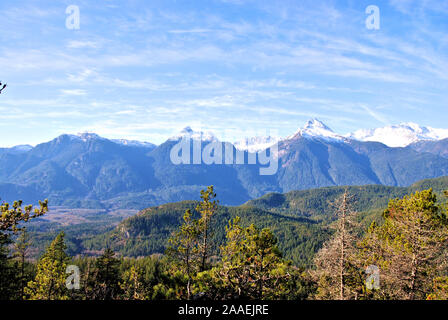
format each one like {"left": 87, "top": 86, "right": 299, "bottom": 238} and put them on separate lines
{"left": 312, "top": 188, "right": 448, "bottom": 300}
{"left": 0, "top": 199, "right": 48, "bottom": 237}
{"left": 0, "top": 199, "right": 47, "bottom": 300}
{"left": 4, "top": 182, "right": 448, "bottom": 300}
{"left": 196, "top": 185, "right": 218, "bottom": 271}
{"left": 360, "top": 189, "right": 448, "bottom": 299}
{"left": 165, "top": 186, "right": 219, "bottom": 298}
{"left": 94, "top": 248, "right": 121, "bottom": 300}
{"left": 166, "top": 209, "right": 201, "bottom": 299}
{"left": 25, "top": 232, "right": 69, "bottom": 300}
{"left": 205, "top": 217, "right": 291, "bottom": 299}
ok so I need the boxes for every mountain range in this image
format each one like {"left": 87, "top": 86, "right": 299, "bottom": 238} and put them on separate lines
{"left": 1, "top": 119, "right": 448, "bottom": 209}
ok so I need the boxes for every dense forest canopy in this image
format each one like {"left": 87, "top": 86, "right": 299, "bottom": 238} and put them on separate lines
{"left": 2, "top": 177, "right": 448, "bottom": 300}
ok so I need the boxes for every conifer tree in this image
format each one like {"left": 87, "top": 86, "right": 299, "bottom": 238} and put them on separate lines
{"left": 312, "top": 191, "right": 363, "bottom": 300}
{"left": 94, "top": 248, "right": 120, "bottom": 300}
{"left": 25, "top": 232, "right": 70, "bottom": 300}
{"left": 0, "top": 199, "right": 48, "bottom": 300}
{"left": 13, "top": 229, "right": 32, "bottom": 300}
{"left": 196, "top": 186, "right": 218, "bottom": 272}
{"left": 361, "top": 189, "right": 448, "bottom": 299}
{"left": 0, "top": 233, "right": 15, "bottom": 299}
{"left": 120, "top": 265, "right": 146, "bottom": 300}
{"left": 200, "top": 217, "right": 291, "bottom": 299}
{"left": 0, "top": 200, "right": 48, "bottom": 235}
{"left": 166, "top": 186, "right": 218, "bottom": 299}
{"left": 166, "top": 209, "right": 201, "bottom": 299}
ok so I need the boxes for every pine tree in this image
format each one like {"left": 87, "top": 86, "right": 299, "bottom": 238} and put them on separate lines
{"left": 94, "top": 248, "right": 120, "bottom": 300}
{"left": 25, "top": 232, "right": 70, "bottom": 300}
{"left": 120, "top": 265, "right": 146, "bottom": 300}
{"left": 166, "top": 209, "right": 201, "bottom": 299}
{"left": 13, "top": 229, "right": 31, "bottom": 300}
{"left": 0, "top": 233, "right": 15, "bottom": 299}
{"left": 0, "top": 199, "right": 47, "bottom": 300}
{"left": 0, "top": 200, "right": 48, "bottom": 235}
{"left": 203, "top": 217, "right": 291, "bottom": 299}
{"left": 361, "top": 189, "right": 448, "bottom": 299}
{"left": 312, "top": 190, "right": 363, "bottom": 300}
{"left": 196, "top": 186, "right": 218, "bottom": 272}
{"left": 166, "top": 186, "right": 218, "bottom": 299}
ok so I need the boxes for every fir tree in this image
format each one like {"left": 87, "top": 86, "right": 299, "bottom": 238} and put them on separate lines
{"left": 25, "top": 232, "right": 70, "bottom": 300}
{"left": 13, "top": 229, "right": 32, "bottom": 300}
{"left": 95, "top": 248, "right": 120, "bottom": 300}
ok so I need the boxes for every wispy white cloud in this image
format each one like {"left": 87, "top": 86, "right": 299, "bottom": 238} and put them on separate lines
{"left": 0, "top": 0, "right": 447, "bottom": 147}
{"left": 60, "top": 89, "right": 87, "bottom": 96}
{"left": 67, "top": 40, "right": 100, "bottom": 49}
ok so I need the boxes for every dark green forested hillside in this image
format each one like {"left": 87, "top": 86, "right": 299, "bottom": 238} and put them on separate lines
{"left": 82, "top": 176, "right": 448, "bottom": 267}
{"left": 83, "top": 201, "right": 328, "bottom": 267}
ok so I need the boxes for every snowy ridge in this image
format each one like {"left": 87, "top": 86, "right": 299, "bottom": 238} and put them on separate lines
{"left": 112, "top": 139, "right": 155, "bottom": 148}
{"left": 33, "top": 120, "right": 448, "bottom": 152}
{"left": 234, "top": 136, "right": 280, "bottom": 153}
{"left": 346, "top": 123, "right": 448, "bottom": 147}
{"left": 169, "top": 126, "right": 218, "bottom": 142}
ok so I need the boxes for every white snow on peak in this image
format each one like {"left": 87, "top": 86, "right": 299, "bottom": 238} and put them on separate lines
{"left": 287, "top": 119, "right": 344, "bottom": 141}
{"left": 11, "top": 145, "right": 33, "bottom": 152}
{"left": 234, "top": 136, "right": 280, "bottom": 153}
{"left": 112, "top": 139, "right": 155, "bottom": 148}
{"left": 169, "top": 126, "right": 218, "bottom": 142}
{"left": 76, "top": 132, "right": 104, "bottom": 142}
{"left": 346, "top": 123, "right": 448, "bottom": 147}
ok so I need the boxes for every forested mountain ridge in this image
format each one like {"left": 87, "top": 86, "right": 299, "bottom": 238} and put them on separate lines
{"left": 81, "top": 176, "right": 448, "bottom": 267}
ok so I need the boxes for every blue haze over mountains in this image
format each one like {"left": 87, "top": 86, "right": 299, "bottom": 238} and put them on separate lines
{"left": 1, "top": 120, "right": 448, "bottom": 210}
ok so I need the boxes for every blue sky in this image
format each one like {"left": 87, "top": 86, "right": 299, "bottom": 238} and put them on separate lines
{"left": 0, "top": 0, "right": 447, "bottom": 147}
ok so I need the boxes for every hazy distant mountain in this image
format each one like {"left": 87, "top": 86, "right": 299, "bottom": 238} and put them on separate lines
{"left": 1, "top": 120, "right": 448, "bottom": 209}
{"left": 409, "top": 138, "right": 448, "bottom": 159}
{"left": 111, "top": 138, "right": 156, "bottom": 149}
{"left": 346, "top": 123, "right": 448, "bottom": 147}
{"left": 0, "top": 145, "right": 33, "bottom": 155}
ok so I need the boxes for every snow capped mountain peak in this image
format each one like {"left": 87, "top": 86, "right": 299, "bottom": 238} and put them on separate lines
{"left": 346, "top": 123, "right": 448, "bottom": 147}
{"left": 288, "top": 118, "right": 344, "bottom": 141}
{"left": 170, "top": 126, "right": 218, "bottom": 142}
{"left": 76, "top": 132, "right": 104, "bottom": 141}
{"left": 304, "top": 118, "right": 332, "bottom": 131}
{"left": 234, "top": 136, "right": 280, "bottom": 153}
